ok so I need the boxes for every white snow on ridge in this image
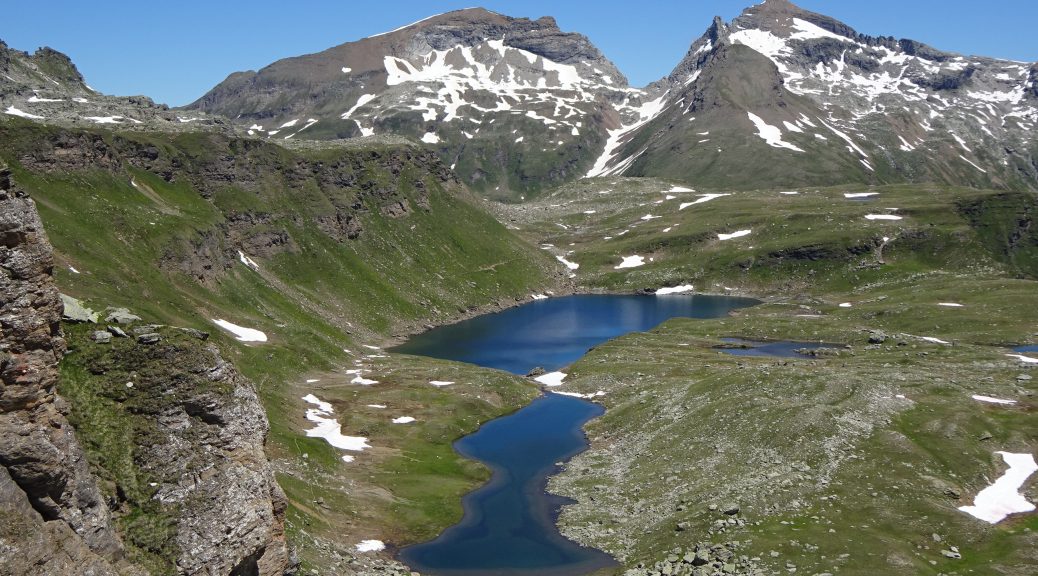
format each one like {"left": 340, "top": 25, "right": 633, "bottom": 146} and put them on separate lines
{"left": 556, "top": 255, "right": 579, "bottom": 270}
{"left": 864, "top": 214, "right": 903, "bottom": 221}
{"left": 959, "top": 155, "right": 988, "bottom": 173}
{"left": 958, "top": 452, "right": 1037, "bottom": 524}
{"left": 614, "top": 255, "right": 645, "bottom": 269}
{"left": 679, "top": 193, "right": 729, "bottom": 210}
{"left": 302, "top": 394, "right": 371, "bottom": 452}
{"left": 212, "top": 319, "right": 267, "bottom": 342}
{"left": 421, "top": 132, "right": 440, "bottom": 144}
{"left": 4, "top": 106, "right": 44, "bottom": 119}
{"left": 429, "top": 380, "right": 454, "bottom": 387}
{"left": 84, "top": 116, "right": 124, "bottom": 124}
{"left": 844, "top": 192, "right": 878, "bottom": 198}
{"left": 238, "top": 250, "right": 260, "bottom": 271}
{"left": 747, "top": 112, "right": 804, "bottom": 152}
{"left": 656, "top": 285, "right": 694, "bottom": 295}
{"left": 972, "top": 395, "right": 1016, "bottom": 405}
{"left": 819, "top": 119, "right": 873, "bottom": 170}
{"left": 586, "top": 94, "right": 667, "bottom": 178}
{"left": 342, "top": 94, "right": 377, "bottom": 119}
{"left": 718, "top": 230, "right": 751, "bottom": 241}
{"left": 392, "top": 416, "right": 416, "bottom": 424}
{"left": 368, "top": 11, "right": 453, "bottom": 38}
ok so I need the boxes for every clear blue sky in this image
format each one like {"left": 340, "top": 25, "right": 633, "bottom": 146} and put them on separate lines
{"left": 3, "top": 1, "right": 1035, "bottom": 107}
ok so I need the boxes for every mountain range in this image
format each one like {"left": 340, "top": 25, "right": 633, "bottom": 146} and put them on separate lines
{"left": 182, "top": 0, "right": 1036, "bottom": 198}
{"left": 2, "top": 2, "right": 1037, "bottom": 575}
{"left": 4, "top": 1, "right": 1036, "bottom": 200}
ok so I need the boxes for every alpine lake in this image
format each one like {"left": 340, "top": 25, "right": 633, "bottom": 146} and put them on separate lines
{"left": 391, "top": 294, "right": 769, "bottom": 575}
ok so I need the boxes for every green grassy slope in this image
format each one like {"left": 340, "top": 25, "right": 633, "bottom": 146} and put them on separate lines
{"left": 508, "top": 176, "right": 1038, "bottom": 575}
{"left": 0, "top": 119, "right": 559, "bottom": 570}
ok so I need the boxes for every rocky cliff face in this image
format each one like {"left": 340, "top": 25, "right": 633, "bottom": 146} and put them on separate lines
{"left": 0, "top": 161, "right": 292, "bottom": 575}
{"left": 60, "top": 325, "right": 292, "bottom": 575}
{"left": 0, "top": 161, "right": 123, "bottom": 573}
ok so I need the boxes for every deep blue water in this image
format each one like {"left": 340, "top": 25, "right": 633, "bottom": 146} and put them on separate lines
{"left": 718, "top": 338, "right": 840, "bottom": 358}
{"left": 394, "top": 294, "right": 757, "bottom": 576}
{"left": 393, "top": 294, "right": 759, "bottom": 374}
{"left": 399, "top": 394, "right": 612, "bottom": 575}
{"left": 1013, "top": 345, "right": 1038, "bottom": 353}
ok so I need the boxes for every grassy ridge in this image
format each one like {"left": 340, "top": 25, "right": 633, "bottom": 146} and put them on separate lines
{"left": 1, "top": 121, "right": 556, "bottom": 569}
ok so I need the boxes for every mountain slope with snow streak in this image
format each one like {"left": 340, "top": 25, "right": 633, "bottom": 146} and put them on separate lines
{"left": 599, "top": 0, "right": 1038, "bottom": 191}
{"left": 188, "top": 8, "right": 656, "bottom": 200}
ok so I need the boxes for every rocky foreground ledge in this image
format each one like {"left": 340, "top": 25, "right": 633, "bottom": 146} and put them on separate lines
{"left": 0, "top": 162, "right": 293, "bottom": 575}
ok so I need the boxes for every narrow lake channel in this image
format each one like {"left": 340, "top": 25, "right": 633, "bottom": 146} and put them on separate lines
{"left": 393, "top": 294, "right": 758, "bottom": 575}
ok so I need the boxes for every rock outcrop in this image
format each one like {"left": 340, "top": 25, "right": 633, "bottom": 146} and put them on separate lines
{"left": 0, "top": 161, "right": 293, "bottom": 574}
{"left": 0, "top": 161, "right": 123, "bottom": 573}
{"left": 60, "top": 325, "right": 293, "bottom": 575}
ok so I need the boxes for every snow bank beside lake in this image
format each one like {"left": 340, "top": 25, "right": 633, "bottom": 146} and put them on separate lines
{"left": 552, "top": 390, "right": 606, "bottom": 399}
{"left": 656, "top": 285, "right": 694, "bottom": 295}
{"left": 535, "top": 371, "right": 567, "bottom": 387}
{"left": 356, "top": 540, "right": 385, "bottom": 552}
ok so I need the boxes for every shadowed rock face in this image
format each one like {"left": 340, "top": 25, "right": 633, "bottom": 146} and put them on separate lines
{"left": 0, "top": 161, "right": 122, "bottom": 572}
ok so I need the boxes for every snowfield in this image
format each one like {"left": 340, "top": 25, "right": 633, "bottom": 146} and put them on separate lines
{"left": 958, "top": 452, "right": 1038, "bottom": 524}
{"left": 212, "top": 319, "right": 267, "bottom": 342}
{"left": 302, "top": 394, "right": 371, "bottom": 452}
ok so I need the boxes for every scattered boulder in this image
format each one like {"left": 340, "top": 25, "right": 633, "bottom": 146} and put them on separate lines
{"left": 178, "top": 327, "right": 210, "bottom": 341}
{"left": 722, "top": 503, "right": 740, "bottom": 516}
{"left": 106, "top": 325, "right": 128, "bottom": 338}
{"left": 136, "top": 333, "right": 161, "bottom": 345}
{"left": 526, "top": 366, "right": 547, "bottom": 377}
{"left": 133, "top": 324, "right": 162, "bottom": 336}
{"left": 91, "top": 330, "right": 112, "bottom": 344}
{"left": 867, "top": 330, "right": 887, "bottom": 344}
{"left": 60, "top": 293, "right": 99, "bottom": 323}
{"left": 103, "top": 307, "right": 141, "bottom": 324}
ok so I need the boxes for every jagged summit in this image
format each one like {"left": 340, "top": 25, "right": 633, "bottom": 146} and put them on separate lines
{"left": 590, "top": 0, "right": 1038, "bottom": 190}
